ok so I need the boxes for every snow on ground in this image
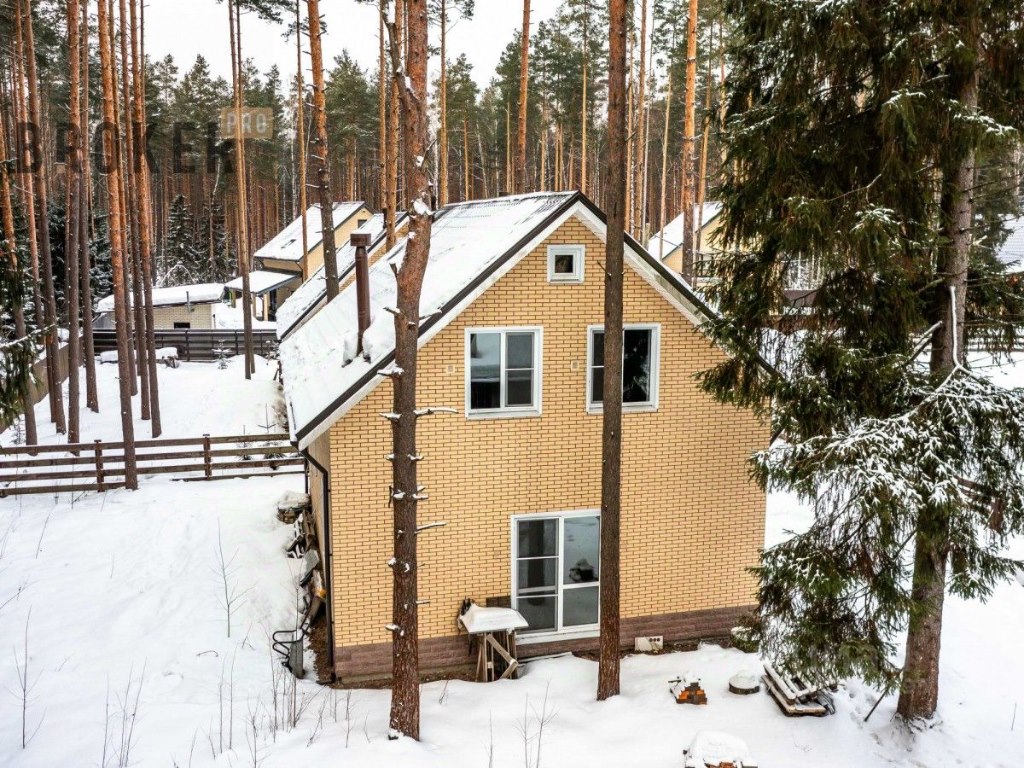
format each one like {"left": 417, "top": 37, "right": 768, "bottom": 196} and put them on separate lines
{"left": 1, "top": 355, "right": 284, "bottom": 449}
{"left": 1, "top": 356, "right": 1023, "bottom": 767}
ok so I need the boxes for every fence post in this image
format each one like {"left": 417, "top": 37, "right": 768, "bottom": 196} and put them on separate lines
{"left": 204, "top": 434, "right": 212, "bottom": 479}
{"left": 94, "top": 439, "right": 104, "bottom": 489}
{"left": 185, "top": 331, "right": 191, "bottom": 362}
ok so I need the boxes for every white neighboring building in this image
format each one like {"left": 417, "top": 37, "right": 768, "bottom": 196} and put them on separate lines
{"left": 94, "top": 283, "right": 226, "bottom": 330}
{"left": 997, "top": 215, "right": 1024, "bottom": 274}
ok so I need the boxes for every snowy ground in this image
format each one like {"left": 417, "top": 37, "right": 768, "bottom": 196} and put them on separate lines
{"left": 1, "top": 356, "right": 1023, "bottom": 767}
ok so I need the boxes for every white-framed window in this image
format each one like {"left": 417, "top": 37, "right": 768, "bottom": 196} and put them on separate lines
{"left": 512, "top": 511, "right": 600, "bottom": 638}
{"left": 586, "top": 323, "right": 660, "bottom": 413}
{"left": 465, "top": 327, "right": 542, "bottom": 417}
{"left": 546, "top": 244, "right": 585, "bottom": 283}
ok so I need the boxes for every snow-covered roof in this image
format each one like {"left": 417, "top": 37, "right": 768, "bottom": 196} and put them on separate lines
{"left": 648, "top": 202, "right": 723, "bottom": 261}
{"left": 997, "top": 215, "right": 1024, "bottom": 274}
{"left": 96, "top": 283, "right": 224, "bottom": 312}
{"left": 255, "top": 202, "right": 368, "bottom": 263}
{"left": 274, "top": 213, "right": 400, "bottom": 341}
{"left": 280, "top": 191, "right": 718, "bottom": 450}
{"left": 225, "top": 270, "right": 299, "bottom": 296}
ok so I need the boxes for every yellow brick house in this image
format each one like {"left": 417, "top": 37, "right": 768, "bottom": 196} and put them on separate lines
{"left": 279, "top": 191, "right": 768, "bottom": 681}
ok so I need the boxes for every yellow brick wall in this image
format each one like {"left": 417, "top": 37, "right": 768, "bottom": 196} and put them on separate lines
{"left": 152, "top": 303, "right": 215, "bottom": 329}
{"left": 324, "top": 215, "right": 766, "bottom": 649}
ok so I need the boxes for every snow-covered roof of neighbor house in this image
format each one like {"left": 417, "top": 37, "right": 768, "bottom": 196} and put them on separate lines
{"left": 997, "top": 215, "right": 1024, "bottom": 274}
{"left": 95, "top": 283, "right": 224, "bottom": 312}
{"left": 225, "top": 270, "right": 299, "bottom": 296}
{"left": 280, "top": 191, "right": 721, "bottom": 450}
{"left": 274, "top": 213, "right": 403, "bottom": 341}
{"left": 647, "top": 202, "right": 724, "bottom": 260}
{"left": 254, "top": 202, "right": 368, "bottom": 263}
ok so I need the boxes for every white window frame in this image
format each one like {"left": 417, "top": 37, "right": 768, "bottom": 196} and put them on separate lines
{"left": 464, "top": 326, "right": 543, "bottom": 419}
{"left": 511, "top": 510, "right": 601, "bottom": 643}
{"left": 586, "top": 323, "right": 661, "bottom": 414}
{"left": 546, "top": 244, "right": 585, "bottom": 283}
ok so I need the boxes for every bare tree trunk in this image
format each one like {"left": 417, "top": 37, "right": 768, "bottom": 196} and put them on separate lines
{"left": 0, "top": 78, "right": 37, "bottom": 446}
{"left": 378, "top": 2, "right": 389, "bottom": 220}
{"left": 382, "top": 0, "right": 433, "bottom": 742}
{"left": 679, "top": 0, "right": 699, "bottom": 281}
{"left": 505, "top": 103, "right": 511, "bottom": 194}
{"left": 97, "top": 0, "right": 138, "bottom": 489}
{"left": 297, "top": 0, "right": 310, "bottom": 277}
{"left": 131, "top": 0, "right": 161, "bottom": 436}
{"left": 306, "top": 0, "right": 339, "bottom": 301}
{"left": 462, "top": 117, "right": 470, "bottom": 201}
{"left": 598, "top": 0, "right": 627, "bottom": 702}
{"left": 632, "top": 0, "right": 648, "bottom": 239}
{"left": 229, "top": 0, "right": 255, "bottom": 378}
{"left": 438, "top": 0, "right": 448, "bottom": 206}
{"left": 80, "top": 0, "right": 98, "bottom": 413}
{"left": 21, "top": 0, "right": 66, "bottom": 434}
{"left": 897, "top": 18, "right": 978, "bottom": 722}
{"left": 580, "top": 15, "right": 588, "bottom": 195}
{"left": 539, "top": 102, "right": 547, "bottom": 192}
{"left": 694, "top": 21, "right": 714, "bottom": 256}
{"left": 515, "top": 0, "right": 530, "bottom": 194}
{"left": 658, "top": 70, "right": 672, "bottom": 260}
{"left": 66, "top": 0, "right": 84, "bottom": 446}
{"left": 386, "top": 0, "right": 403, "bottom": 249}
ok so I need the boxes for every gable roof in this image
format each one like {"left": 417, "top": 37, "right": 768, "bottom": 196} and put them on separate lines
{"left": 274, "top": 213, "right": 407, "bottom": 341}
{"left": 255, "top": 202, "right": 368, "bottom": 263}
{"left": 96, "top": 282, "right": 224, "bottom": 312}
{"left": 997, "top": 215, "right": 1024, "bottom": 274}
{"left": 225, "top": 270, "right": 299, "bottom": 296}
{"left": 280, "top": 191, "right": 719, "bottom": 451}
{"left": 648, "top": 202, "right": 723, "bottom": 261}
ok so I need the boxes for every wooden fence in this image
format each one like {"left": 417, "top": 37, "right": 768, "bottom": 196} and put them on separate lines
{"left": 0, "top": 432, "right": 304, "bottom": 497}
{"left": 92, "top": 329, "right": 279, "bottom": 362}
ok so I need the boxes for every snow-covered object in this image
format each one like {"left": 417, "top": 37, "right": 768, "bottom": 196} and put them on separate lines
{"left": 684, "top": 731, "right": 757, "bottom": 768}
{"left": 996, "top": 214, "right": 1024, "bottom": 274}
{"left": 280, "top": 192, "right": 576, "bottom": 447}
{"left": 458, "top": 604, "right": 528, "bottom": 634}
{"left": 254, "top": 202, "right": 366, "bottom": 263}
{"left": 275, "top": 213, "right": 389, "bottom": 340}
{"left": 96, "top": 282, "right": 224, "bottom": 312}
{"left": 648, "top": 202, "right": 723, "bottom": 260}
{"left": 225, "top": 270, "right": 299, "bottom": 296}
{"left": 728, "top": 671, "right": 761, "bottom": 695}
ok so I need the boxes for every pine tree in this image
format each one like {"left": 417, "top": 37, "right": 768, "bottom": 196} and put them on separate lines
{"left": 163, "top": 195, "right": 204, "bottom": 285}
{"left": 706, "top": 0, "right": 1024, "bottom": 721}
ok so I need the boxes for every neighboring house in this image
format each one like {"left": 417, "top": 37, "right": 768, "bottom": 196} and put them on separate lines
{"left": 996, "top": 214, "right": 1024, "bottom": 275}
{"left": 279, "top": 191, "right": 768, "bottom": 681}
{"left": 225, "top": 270, "right": 300, "bottom": 322}
{"left": 94, "top": 283, "right": 226, "bottom": 330}
{"left": 255, "top": 202, "right": 374, "bottom": 289}
{"left": 275, "top": 212, "right": 410, "bottom": 341}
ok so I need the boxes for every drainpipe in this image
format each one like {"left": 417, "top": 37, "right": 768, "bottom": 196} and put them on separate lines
{"left": 351, "top": 231, "right": 372, "bottom": 356}
{"left": 301, "top": 446, "right": 336, "bottom": 682}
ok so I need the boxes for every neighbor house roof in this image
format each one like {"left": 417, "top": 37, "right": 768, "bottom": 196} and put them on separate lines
{"left": 274, "top": 212, "right": 407, "bottom": 341}
{"left": 225, "top": 270, "right": 300, "bottom": 296}
{"left": 96, "top": 282, "right": 224, "bottom": 312}
{"left": 648, "top": 202, "right": 724, "bottom": 261}
{"left": 280, "top": 191, "right": 720, "bottom": 451}
{"left": 997, "top": 215, "right": 1024, "bottom": 274}
{"left": 254, "top": 202, "right": 368, "bottom": 263}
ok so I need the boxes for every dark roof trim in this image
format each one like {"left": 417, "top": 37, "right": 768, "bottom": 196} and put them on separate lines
{"left": 294, "top": 193, "right": 581, "bottom": 443}
{"left": 279, "top": 213, "right": 411, "bottom": 339}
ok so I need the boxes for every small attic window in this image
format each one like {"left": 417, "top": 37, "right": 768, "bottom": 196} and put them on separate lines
{"left": 547, "top": 244, "right": 584, "bottom": 283}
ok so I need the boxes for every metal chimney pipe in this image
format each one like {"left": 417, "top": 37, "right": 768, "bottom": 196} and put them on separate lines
{"left": 351, "top": 231, "right": 372, "bottom": 356}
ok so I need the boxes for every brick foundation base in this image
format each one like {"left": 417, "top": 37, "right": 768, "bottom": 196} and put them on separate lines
{"left": 334, "top": 604, "right": 755, "bottom": 682}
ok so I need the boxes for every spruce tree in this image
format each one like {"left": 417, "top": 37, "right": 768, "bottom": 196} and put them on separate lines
{"left": 705, "top": 0, "right": 1024, "bottom": 721}
{"left": 163, "top": 195, "right": 204, "bottom": 286}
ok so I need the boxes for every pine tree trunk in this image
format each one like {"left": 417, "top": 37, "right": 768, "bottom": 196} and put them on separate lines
{"left": 80, "top": 0, "right": 99, "bottom": 414}
{"left": 694, "top": 23, "right": 714, "bottom": 256}
{"left": 383, "top": 0, "right": 433, "bottom": 742}
{"left": 516, "top": 0, "right": 530, "bottom": 194}
{"left": 0, "top": 81, "right": 37, "bottom": 446}
{"left": 631, "top": 0, "right": 648, "bottom": 240}
{"left": 378, "top": 3, "right": 389, "bottom": 218}
{"left": 896, "top": 18, "right": 978, "bottom": 722}
{"left": 67, "top": 0, "right": 84, "bottom": 446}
{"left": 386, "top": 0, "right": 403, "bottom": 250}
{"left": 658, "top": 70, "right": 672, "bottom": 259}
{"left": 21, "top": 0, "right": 67, "bottom": 434}
{"left": 598, "top": 0, "right": 627, "bottom": 702}
{"left": 297, "top": 0, "right": 311, "bottom": 276}
{"left": 307, "top": 0, "right": 339, "bottom": 301}
{"left": 438, "top": 0, "right": 448, "bottom": 206}
{"left": 679, "top": 0, "right": 699, "bottom": 281}
{"left": 131, "top": 0, "right": 161, "bottom": 436}
{"left": 462, "top": 117, "right": 470, "bottom": 201}
{"left": 580, "top": 16, "right": 588, "bottom": 195}
{"left": 97, "top": 0, "right": 138, "bottom": 489}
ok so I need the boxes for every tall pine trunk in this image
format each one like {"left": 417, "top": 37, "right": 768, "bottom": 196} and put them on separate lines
{"left": 694, "top": 22, "right": 714, "bottom": 255}
{"left": 378, "top": 2, "right": 389, "bottom": 220}
{"left": 297, "top": 0, "right": 310, "bottom": 275}
{"left": 580, "top": 13, "right": 588, "bottom": 195}
{"left": 438, "top": 0, "right": 448, "bottom": 206}
{"left": 679, "top": 0, "right": 699, "bottom": 281}
{"left": 306, "top": 0, "right": 339, "bottom": 300}
{"left": 80, "top": 0, "right": 98, "bottom": 413}
{"left": 516, "top": 0, "right": 530, "bottom": 193}
{"left": 21, "top": 0, "right": 66, "bottom": 433}
{"left": 598, "top": 0, "right": 627, "bottom": 702}
{"left": 67, "top": 0, "right": 83, "bottom": 446}
{"left": 658, "top": 69, "right": 672, "bottom": 260}
{"left": 384, "top": 0, "right": 433, "bottom": 741}
{"left": 631, "top": 0, "right": 648, "bottom": 239}
{"left": 386, "top": 0, "right": 404, "bottom": 250}
{"left": 896, "top": 15, "right": 978, "bottom": 722}
{"left": 97, "top": 0, "right": 138, "bottom": 489}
